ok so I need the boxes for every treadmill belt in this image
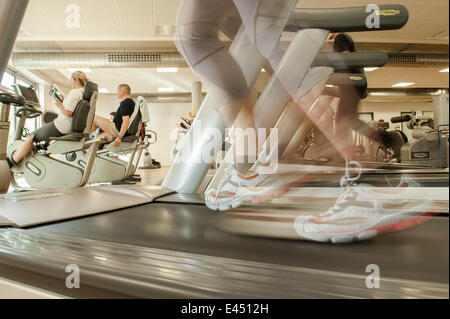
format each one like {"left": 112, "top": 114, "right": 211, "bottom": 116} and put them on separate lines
{"left": 31, "top": 203, "right": 448, "bottom": 284}
{"left": 0, "top": 202, "right": 447, "bottom": 298}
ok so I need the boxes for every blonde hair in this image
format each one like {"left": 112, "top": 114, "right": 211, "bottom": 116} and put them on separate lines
{"left": 118, "top": 84, "right": 131, "bottom": 95}
{"left": 71, "top": 71, "right": 88, "bottom": 87}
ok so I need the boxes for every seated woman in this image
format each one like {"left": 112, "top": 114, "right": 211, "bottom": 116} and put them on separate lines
{"left": 8, "top": 71, "right": 87, "bottom": 166}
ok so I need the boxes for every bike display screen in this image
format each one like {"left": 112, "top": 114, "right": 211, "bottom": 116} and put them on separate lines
{"left": 17, "top": 85, "right": 40, "bottom": 107}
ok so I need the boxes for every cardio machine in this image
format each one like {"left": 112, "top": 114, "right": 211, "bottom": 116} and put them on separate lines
{"left": 139, "top": 125, "right": 161, "bottom": 170}
{"left": 398, "top": 111, "right": 449, "bottom": 169}
{"left": 367, "top": 119, "right": 408, "bottom": 163}
{"left": 0, "top": 93, "right": 26, "bottom": 193}
{"left": 64, "top": 95, "right": 150, "bottom": 184}
{"left": 367, "top": 93, "right": 449, "bottom": 168}
{"left": 6, "top": 82, "right": 103, "bottom": 190}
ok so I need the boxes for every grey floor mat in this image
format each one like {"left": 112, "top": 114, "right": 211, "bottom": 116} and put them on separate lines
{"left": 0, "top": 185, "right": 173, "bottom": 228}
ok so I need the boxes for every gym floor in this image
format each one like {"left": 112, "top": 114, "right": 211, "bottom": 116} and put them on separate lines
{"left": 136, "top": 167, "right": 169, "bottom": 186}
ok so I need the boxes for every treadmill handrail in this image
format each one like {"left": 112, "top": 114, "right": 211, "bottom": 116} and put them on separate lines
{"left": 312, "top": 51, "right": 388, "bottom": 70}
{"left": 286, "top": 5, "right": 409, "bottom": 33}
{"left": 327, "top": 73, "right": 367, "bottom": 88}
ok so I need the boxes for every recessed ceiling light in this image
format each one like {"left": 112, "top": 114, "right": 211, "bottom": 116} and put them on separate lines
{"left": 326, "top": 84, "right": 334, "bottom": 88}
{"left": 67, "top": 68, "right": 91, "bottom": 73}
{"left": 364, "top": 67, "right": 378, "bottom": 72}
{"left": 370, "top": 92, "right": 389, "bottom": 96}
{"left": 392, "top": 82, "right": 415, "bottom": 88}
{"left": 439, "top": 67, "right": 449, "bottom": 73}
{"left": 99, "top": 88, "right": 108, "bottom": 93}
{"left": 158, "top": 87, "right": 175, "bottom": 92}
{"left": 261, "top": 68, "right": 266, "bottom": 72}
{"left": 157, "top": 68, "right": 178, "bottom": 73}
{"left": 154, "top": 24, "right": 176, "bottom": 36}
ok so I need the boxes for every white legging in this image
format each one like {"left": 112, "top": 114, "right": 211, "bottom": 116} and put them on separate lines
{"left": 175, "top": 0, "right": 295, "bottom": 109}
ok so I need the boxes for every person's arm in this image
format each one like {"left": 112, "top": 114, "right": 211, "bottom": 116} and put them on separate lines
{"left": 114, "top": 116, "right": 130, "bottom": 147}
{"left": 55, "top": 89, "right": 81, "bottom": 117}
{"left": 55, "top": 101, "right": 73, "bottom": 117}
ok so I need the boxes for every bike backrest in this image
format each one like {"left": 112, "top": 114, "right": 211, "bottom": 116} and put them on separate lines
{"left": 126, "top": 97, "right": 141, "bottom": 137}
{"left": 70, "top": 81, "right": 98, "bottom": 134}
{"left": 127, "top": 96, "right": 149, "bottom": 137}
{"left": 139, "top": 96, "right": 150, "bottom": 124}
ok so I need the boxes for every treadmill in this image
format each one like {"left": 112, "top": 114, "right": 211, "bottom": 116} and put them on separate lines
{"left": 0, "top": 3, "right": 448, "bottom": 299}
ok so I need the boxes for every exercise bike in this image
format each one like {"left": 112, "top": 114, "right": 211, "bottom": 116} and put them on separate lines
{"left": 139, "top": 124, "right": 161, "bottom": 170}
{"left": 6, "top": 82, "right": 103, "bottom": 190}
{"left": 64, "top": 96, "right": 150, "bottom": 184}
{"left": 0, "top": 92, "right": 26, "bottom": 193}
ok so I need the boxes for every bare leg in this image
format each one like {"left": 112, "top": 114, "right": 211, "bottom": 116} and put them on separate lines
{"left": 299, "top": 88, "right": 351, "bottom": 160}
{"left": 282, "top": 116, "right": 314, "bottom": 159}
{"left": 334, "top": 86, "right": 360, "bottom": 150}
{"left": 12, "top": 135, "right": 34, "bottom": 164}
{"left": 335, "top": 87, "right": 381, "bottom": 144}
{"left": 96, "top": 132, "right": 110, "bottom": 140}
{"left": 92, "top": 115, "right": 115, "bottom": 139}
{"left": 217, "top": 94, "right": 258, "bottom": 173}
{"left": 217, "top": 96, "right": 251, "bottom": 128}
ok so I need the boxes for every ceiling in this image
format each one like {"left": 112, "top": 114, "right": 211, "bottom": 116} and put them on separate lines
{"left": 10, "top": 0, "right": 450, "bottom": 94}
{"left": 365, "top": 66, "right": 448, "bottom": 89}
{"left": 18, "top": 0, "right": 176, "bottom": 41}
{"left": 15, "top": 0, "right": 449, "bottom": 47}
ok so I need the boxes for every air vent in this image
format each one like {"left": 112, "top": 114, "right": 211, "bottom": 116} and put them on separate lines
{"left": 388, "top": 54, "right": 417, "bottom": 64}
{"left": 12, "top": 52, "right": 187, "bottom": 68}
{"left": 108, "top": 53, "right": 162, "bottom": 63}
{"left": 387, "top": 53, "right": 449, "bottom": 66}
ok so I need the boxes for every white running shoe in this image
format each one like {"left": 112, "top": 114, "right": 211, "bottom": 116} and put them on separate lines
{"left": 205, "top": 166, "right": 276, "bottom": 211}
{"left": 293, "top": 177, "right": 432, "bottom": 243}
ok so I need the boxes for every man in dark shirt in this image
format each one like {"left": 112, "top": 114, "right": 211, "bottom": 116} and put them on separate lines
{"left": 91, "top": 84, "right": 135, "bottom": 147}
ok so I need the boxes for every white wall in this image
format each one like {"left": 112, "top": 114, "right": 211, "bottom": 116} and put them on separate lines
{"left": 94, "top": 94, "right": 121, "bottom": 117}
{"left": 147, "top": 102, "right": 192, "bottom": 166}
{"left": 39, "top": 83, "right": 72, "bottom": 114}
{"left": 39, "top": 83, "right": 57, "bottom": 113}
